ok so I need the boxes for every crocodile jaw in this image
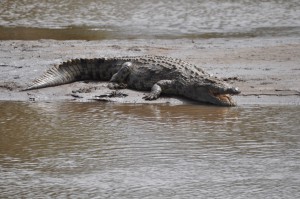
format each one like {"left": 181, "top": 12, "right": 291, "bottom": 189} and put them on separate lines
{"left": 209, "top": 91, "right": 237, "bottom": 106}
{"left": 186, "top": 85, "right": 240, "bottom": 106}
{"left": 208, "top": 85, "right": 241, "bottom": 106}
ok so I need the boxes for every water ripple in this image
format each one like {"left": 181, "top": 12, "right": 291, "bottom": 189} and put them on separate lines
{"left": 0, "top": 102, "right": 299, "bottom": 198}
{"left": 1, "top": 0, "right": 300, "bottom": 39}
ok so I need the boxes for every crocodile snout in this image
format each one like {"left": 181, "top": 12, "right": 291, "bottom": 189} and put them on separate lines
{"left": 230, "top": 87, "right": 241, "bottom": 95}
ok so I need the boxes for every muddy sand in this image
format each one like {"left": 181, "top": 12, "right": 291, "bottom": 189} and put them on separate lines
{"left": 0, "top": 37, "right": 299, "bottom": 106}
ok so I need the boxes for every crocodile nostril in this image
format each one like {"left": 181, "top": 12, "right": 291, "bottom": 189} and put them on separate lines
{"left": 232, "top": 87, "right": 241, "bottom": 94}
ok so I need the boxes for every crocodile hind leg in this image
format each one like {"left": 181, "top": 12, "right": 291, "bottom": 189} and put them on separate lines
{"left": 143, "top": 80, "right": 175, "bottom": 100}
{"left": 108, "top": 62, "right": 132, "bottom": 89}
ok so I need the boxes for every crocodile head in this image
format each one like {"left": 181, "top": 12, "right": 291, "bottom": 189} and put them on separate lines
{"left": 185, "top": 77, "right": 241, "bottom": 106}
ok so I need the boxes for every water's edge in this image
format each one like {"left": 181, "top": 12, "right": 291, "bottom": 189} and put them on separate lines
{"left": 1, "top": 26, "right": 300, "bottom": 40}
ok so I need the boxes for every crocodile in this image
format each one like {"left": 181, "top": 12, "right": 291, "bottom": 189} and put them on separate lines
{"left": 22, "top": 55, "right": 240, "bottom": 106}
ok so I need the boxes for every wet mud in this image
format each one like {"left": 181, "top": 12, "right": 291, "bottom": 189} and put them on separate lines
{"left": 0, "top": 38, "right": 299, "bottom": 105}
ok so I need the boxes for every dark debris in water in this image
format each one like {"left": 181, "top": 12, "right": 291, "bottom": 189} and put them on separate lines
{"left": 223, "top": 76, "right": 245, "bottom": 82}
{"left": 71, "top": 94, "right": 83, "bottom": 98}
{"left": 94, "top": 91, "right": 128, "bottom": 98}
{"left": 72, "top": 87, "right": 98, "bottom": 93}
{"left": 0, "top": 81, "right": 22, "bottom": 91}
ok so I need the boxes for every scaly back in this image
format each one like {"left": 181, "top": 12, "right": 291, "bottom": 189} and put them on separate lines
{"left": 22, "top": 55, "right": 207, "bottom": 91}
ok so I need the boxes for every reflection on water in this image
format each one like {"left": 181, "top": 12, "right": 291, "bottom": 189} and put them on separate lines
{"left": 1, "top": 0, "right": 300, "bottom": 39}
{"left": 0, "top": 102, "right": 299, "bottom": 198}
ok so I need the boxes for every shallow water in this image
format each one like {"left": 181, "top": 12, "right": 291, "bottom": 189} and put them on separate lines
{"left": 0, "top": 102, "right": 299, "bottom": 198}
{"left": 1, "top": 0, "right": 300, "bottom": 39}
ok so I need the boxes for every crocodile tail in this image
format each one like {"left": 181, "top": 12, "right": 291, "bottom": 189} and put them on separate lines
{"left": 22, "top": 58, "right": 107, "bottom": 91}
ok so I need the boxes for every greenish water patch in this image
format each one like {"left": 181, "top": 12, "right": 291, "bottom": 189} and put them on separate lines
{"left": 0, "top": 26, "right": 110, "bottom": 40}
{"left": 1, "top": 26, "right": 300, "bottom": 40}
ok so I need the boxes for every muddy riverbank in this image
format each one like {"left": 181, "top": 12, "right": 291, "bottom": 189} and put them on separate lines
{"left": 0, "top": 37, "right": 299, "bottom": 105}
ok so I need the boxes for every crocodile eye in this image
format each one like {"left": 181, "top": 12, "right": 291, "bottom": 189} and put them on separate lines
{"left": 205, "top": 79, "right": 217, "bottom": 83}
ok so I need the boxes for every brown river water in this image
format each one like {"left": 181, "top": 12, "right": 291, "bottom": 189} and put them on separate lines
{"left": 0, "top": 102, "right": 299, "bottom": 198}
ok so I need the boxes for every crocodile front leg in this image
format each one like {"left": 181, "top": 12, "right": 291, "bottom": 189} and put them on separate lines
{"left": 108, "top": 62, "right": 132, "bottom": 89}
{"left": 143, "top": 80, "right": 175, "bottom": 100}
